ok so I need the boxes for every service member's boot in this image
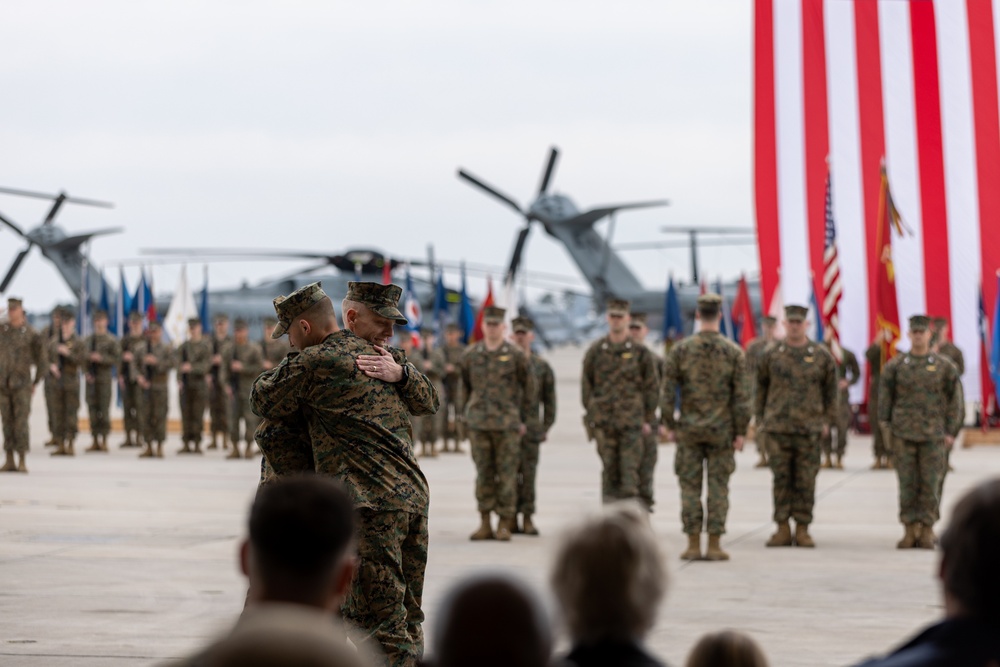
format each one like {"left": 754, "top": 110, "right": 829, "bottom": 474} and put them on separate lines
{"left": 522, "top": 514, "right": 539, "bottom": 536}
{"left": 207, "top": 432, "right": 218, "bottom": 450}
{"left": 226, "top": 443, "right": 243, "bottom": 460}
{"left": 896, "top": 523, "right": 919, "bottom": 549}
{"left": 192, "top": 441, "right": 203, "bottom": 455}
{"left": 178, "top": 441, "right": 192, "bottom": 455}
{"left": 705, "top": 534, "right": 730, "bottom": 561}
{"left": 794, "top": 522, "right": 815, "bottom": 548}
{"left": 822, "top": 452, "right": 833, "bottom": 469}
{"left": 871, "top": 458, "right": 883, "bottom": 470}
{"left": 766, "top": 521, "right": 792, "bottom": 547}
{"left": 1, "top": 451, "right": 16, "bottom": 471}
{"left": 139, "top": 442, "right": 155, "bottom": 458}
{"left": 469, "top": 512, "right": 494, "bottom": 541}
{"left": 680, "top": 533, "right": 702, "bottom": 560}
{"left": 16, "top": 452, "right": 27, "bottom": 473}
{"left": 885, "top": 456, "right": 894, "bottom": 470}
{"left": 51, "top": 439, "right": 68, "bottom": 456}
{"left": 99, "top": 435, "right": 109, "bottom": 452}
{"left": 119, "top": 433, "right": 134, "bottom": 448}
{"left": 85, "top": 437, "right": 101, "bottom": 453}
{"left": 755, "top": 451, "right": 768, "bottom": 468}
{"left": 156, "top": 442, "right": 164, "bottom": 459}
{"left": 495, "top": 516, "right": 513, "bottom": 541}
{"left": 66, "top": 439, "right": 76, "bottom": 457}
{"left": 44, "top": 436, "right": 56, "bottom": 447}
{"left": 835, "top": 454, "right": 844, "bottom": 470}
{"left": 511, "top": 514, "right": 523, "bottom": 534}
{"left": 916, "top": 524, "right": 937, "bottom": 549}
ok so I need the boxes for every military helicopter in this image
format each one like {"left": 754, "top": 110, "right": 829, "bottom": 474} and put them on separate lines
{"left": 457, "top": 146, "right": 763, "bottom": 334}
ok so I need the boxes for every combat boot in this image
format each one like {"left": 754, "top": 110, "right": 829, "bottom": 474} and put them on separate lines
{"left": 178, "top": 441, "right": 192, "bottom": 455}
{"left": 156, "top": 442, "right": 164, "bottom": 458}
{"left": 495, "top": 517, "right": 513, "bottom": 541}
{"left": 469, "top": 512, "right": 494, "bottom": 541}
{"left": 885, "top": 457, "right": 894, "bottom": 470}
{"left": 65, "top": 439, "right": 76, "bottom": 456}
{"left": 794, "top": 523, "right": 815, "bottom": 548}
{"left": 207, "top": 432, "right": 218, "bottom": 450}
{"left": 822, "top": 452, "right": 833, "bottom": 469}
{"left": 522, "top": 515, "right": 539, "bottom": 536}
{"left": 766, "top": 521, "right": 792, "bottom": 547}
{"left": 85, "top": 437, "right": 101, "bottom": 453}
{"left": 896, "top": 523, "right": 919, "bottom": 549}
{"left": 192, "top": 441, "right": 203, "bottom": 455}
{"left": 99, "top": 435, "right": 109, "bottom": 452}
{"left": 705, "top": 534, "right": 730, "bottom": 561}
{"left": 871, "top": 458, "right": 883, "bottom": 470}
{"left": 425, "top": 442, "right": 437, "bottom": 458}
{"left": 917, "top": 524, "right": 937, "bottom": 549}
{"left": 680, "top": 533, "right": 702, "bottom": 560}
{"left": 226, "top": 443, "right": 243, "bottom": 460}
{"left": 16, "top": 452, "right": 27, "bottom": 473}
{"left": 51, "top": 439, "right": 68, "bottom": 456}
{"left": 1, "top": 451, "right": 16, "bottom": 471}
{"left": 835, "top": 454, "right": 844, "bottom": 470}
{"left": 755, "top": 451, "right": 768, "bottom": 468}
{"left": 511, "top": 514, "right": 523, "bottom": 534}
{"left": 139, "top": 442, "right": 155, "bottom": 458}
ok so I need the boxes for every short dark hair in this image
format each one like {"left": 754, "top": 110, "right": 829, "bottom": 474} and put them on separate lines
{"left": 248, "top": 475, "right": 355, "bottom": 604}
{"left": 939, "top": 478, "right": 1000, "bottom": 622}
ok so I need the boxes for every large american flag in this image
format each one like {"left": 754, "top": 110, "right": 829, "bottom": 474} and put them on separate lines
{"left": 822, "top": 171, "right": 842, "bottom": 363}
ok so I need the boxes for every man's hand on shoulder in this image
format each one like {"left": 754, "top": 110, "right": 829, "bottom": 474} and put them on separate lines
{"left": 357, "top": 345, "right": 404, "bottom": 383}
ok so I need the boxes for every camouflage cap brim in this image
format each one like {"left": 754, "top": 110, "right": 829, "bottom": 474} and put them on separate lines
{"left": 371, "top": 304, "right": 408, "bottom": 326}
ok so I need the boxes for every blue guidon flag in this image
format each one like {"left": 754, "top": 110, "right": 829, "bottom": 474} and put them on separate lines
{"left": 402, "top": 267, "right": 423, "bottom": 334}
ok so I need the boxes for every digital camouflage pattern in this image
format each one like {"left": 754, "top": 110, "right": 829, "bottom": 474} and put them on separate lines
{"left": 142, "top": 339, "right": 175, "bottom": 443}
{"left": 48, "top": 334, "right": 85, "bottom": 441}
{"left": 879, "top": 352, "right": 962, "bottom": 442}
{"left": 865, "top": 342, "right": 888, "bottom": 458}
{"left": 209, "top": 335, "right": 233, "bottom": 437}
{"left": 178, "top": 337, "right": 212, "bottom": 443}
{"left": 119, "top": 332, "right": 146, "bottom": 441}
{"left": 744, "top": 336, "right": 774, "bottom": 458}
{"left": 936, "top": 341, "right": 965, "bottom": 376}
{"left": 768, "top": 432, "right": 822, "bottom": 524}
{"left": 271, "top": 281, "right": 327, "bottom": 338}
{"left": 84, "top": 331, "right": 121, "bottom": 437}
{"left": 893, "top": 439, "right": 948, "bottom": 525}
{"left": 662, "top": 331, "right": 750, "bottom": 534}
{"left": 441, "top": 342, "right": 466, "bottom": 441}
{"left": 517, "top": 351, "right": 556, "bottom": 516}
{"left": 470, "top": 429, "right": 521, "bottom": 516}
{"left": 413, "top": 345, "right": 446, "bottom": 444}
{"left": 582, "top": 337, "right": 658, "bottom": 502}
{"left": 250, "top": 328, "right": 437, "bottom": 666}
{"left": 0, "top": 320, "right": 46, "bottom": 453}
{"left": 223, "top": 340, "right": 264, "bottom": 446}
{"left": 639, "top": 352, "right": 664, "bottom": 510}
{"left": 821, "top": 344, "right": 860, "bottom": 457}
{"left": 254, "top": 415, "right": 312, "bottom": 485}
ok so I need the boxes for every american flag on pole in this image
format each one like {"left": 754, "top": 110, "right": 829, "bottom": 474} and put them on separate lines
{"left": 822, "top": 170, "right": 843, "bottom": 363}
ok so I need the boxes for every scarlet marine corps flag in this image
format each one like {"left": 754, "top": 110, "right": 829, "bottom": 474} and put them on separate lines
{"left": 875, "top": 164, "right": 906, "bottom": 365}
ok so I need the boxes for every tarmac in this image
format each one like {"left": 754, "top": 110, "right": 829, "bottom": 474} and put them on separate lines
{"left": 2, "top": 344, "right": 999, "bottom": 666}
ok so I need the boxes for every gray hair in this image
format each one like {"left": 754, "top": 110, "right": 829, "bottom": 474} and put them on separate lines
{"left": 551, "top": 501, "right": 667, "bottom": 643}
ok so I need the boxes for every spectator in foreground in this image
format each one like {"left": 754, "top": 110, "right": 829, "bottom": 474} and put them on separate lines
{"left": 685, "top": 630, "right": 768, "bottom": 667}
{"left": 422, "top": 573, "right": 551, "bottom": 667}
{"left": 169, "top": 475, "right": 368, "bottom": 667}
{"left": 853, "top": 477, "right": 1000, "bottom": 666}
{"left": 551, "top": 502, "right": 668, "bottom": 667}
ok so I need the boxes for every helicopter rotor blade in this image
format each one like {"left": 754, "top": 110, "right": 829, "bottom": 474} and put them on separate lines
{"left": 456, "top": 169, "right": 524, "bottom": 216}
{"left": 0, "top": 186, "right": 114, "bottom": 209}
{"left": 0, "top": 246, "right": 33, "bottom": 294}
{"left": 536, "top": 146, "right": 559, "bottom": 198}
{"left": 505, "top": 225, "right": 532, "bottom": 284}
{"left": 0, "top": 211, "right": 27, "bottom": 238}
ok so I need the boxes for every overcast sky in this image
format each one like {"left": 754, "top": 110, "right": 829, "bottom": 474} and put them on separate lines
{"left": 0, "top": 0, "right": 757, "bottom": 312}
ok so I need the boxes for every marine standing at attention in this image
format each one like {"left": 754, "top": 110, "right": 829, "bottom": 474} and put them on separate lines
{"left": 118, "top": 311, "right": 146, "bottom": 449}
{"left": 208, "top": 314, "right": 232, "bottom": 451}
{"left": 820, "top": 334, "right": 860, "bottom": 470}
{"left": 744, "top": 315, "right": 778, "bottom": 468}
{"left": 414, "top": 327, "right": 446, "bottom": 458}
{"left": 138, "top": 321, "right": 174, "bottom": 459}
{"left": 662, "top": 294, "right": 750, "bottom": 561}
{"left": 83, "top": 309, "right": 121, "bottom": 453}
{"left": 628, "top": 311, "right": 663, "bottom": 512}
{"left": 581, "top": 298, "right": 658, "bottom": 505}
{"left": 461, "top": 306, "right": 534, "bottom": 542}
{"left": 177, "top": 317, "right": 212, "bottom": 455}
{"left": 879, "top": 315, "right": 962, "bottom": 550}
{"left": 0, "top": 297, "right": 46, "bottom": 472}
{"left": 756, "top": 304, "right": 838, "bottom": 548}
{"left": 42, "top": 305, "right": 63, "bottom": 449}
{"left": 224, "top": 318, "right": 265, "bottom": 460}
{"left": 866, "top": 329, "right": 894, "bottom": 469}
{"left": 440, "top": 322, "right": 466, "bottom": 452}
{"left": 48, "top": 310, "right": 85, "bottom": 457}
{"left": 251, "top": 281, "right": 438, "bottom": 667}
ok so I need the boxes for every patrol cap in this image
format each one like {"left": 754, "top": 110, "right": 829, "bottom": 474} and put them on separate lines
{"left": 909, "top": 314, "right": 931, "bottom": 331}
{"left": 147, "top": 320, "right": 162, "bottom": 331}
{"left": 420, "top": 327, "right": 435, "bottom": 336}
{"left": 761, "top": 315, "right": 777, "bottom": 325}
{"left": 445, "top": 322, "right": 461, "bottom": 333}
{"left": 697, "top": 293, "right": 722, "bottom": 316}
{"left": 628, "top": 312, "right": 648, "bottom": 328}
{"left": 187, "top": 317, "right": 202, "bottom": 327}
{"left": 59, "top": 307, "right": 76, "bottom": 320}
{"left": 607, "top": 298, "right": 631, "bottom": 316}
{"left": 7, "top": 297, "right": 22, "bottom": 309}
{"left": 932, "top": 316, "right": 948, "bottom": 328}
{"left": 233, "top": 318, "right": 249, "bottom": 331}
{"left": 272, "top": 282, "right": 328, "bottom": 339}
{"left": 128, "top": 311, "right": 144, "bottom": 322}
{"left": 92, "top": 309, "right": 109, "bottom": 321}
{"left": 512, "top": 316, "right": 534, "bottom": 333}
{"left": 784, "top": 304, "right": 808, "bottom": 321}
{"left": 483, "top": 306, "right": 506, "bottom": 324}
{"left": 213, "top": 313, "right": 229, "bottom": 323}
{"left": 345, "top": 282, "right": 407, "bottom": 326}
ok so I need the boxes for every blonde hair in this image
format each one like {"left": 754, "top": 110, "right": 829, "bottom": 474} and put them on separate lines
{"left": 685, "top": 630, "right": 769, "bottom": 667}
{"left": 550, "top": 501, "right": 666, "bottom": 642}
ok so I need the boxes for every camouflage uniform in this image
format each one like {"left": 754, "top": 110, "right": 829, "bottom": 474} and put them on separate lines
{"left": 879, "top": 351, "right": 962, "bottom": 528}
{"left": 582, "top": 337, "right": 658, "bottom": 503}
{"left": 756, "top": 339, "right": 838, "bottom": 527}
{"left": 663, "top": 330, "right": 750, "bottom": 535}
{"left": 119, "top": 329, "right": 147, "bottom": 446}
{"left": 638, "top": 353, "right": 664, "bottom": 510}
{"left": 209, "top": 333, "right": 233, "bottom": 445}
{"left": 518, "top": 352, "right": 556, "bottom": 517}
{"left": 254, "top": 415, "right": 312, "bottom": 488}
{"left": 141, "top": 337, "right": 175, "bottom": 448}
{"left": 820, "top": 344, "right": 860, "bottom": 460}
{"left": 936, "top": 341, "right": 965, "bottom": 376}
{"left": 251, "top": 326, "right": 438, "bottom": 667}
{"left": 0, "top": 319, "right": 46, "bottom": 454}
{"left": 223, "top": 338, "right": 264, "bottom": 452}
{"left": 262, "top": 337, "right": 289, "bottom": 370}
{"left": 177, "top": 336, "right": 212, "bottom": 447}
{"left": 461, "top": 340, "right": 535, "bottom": 519}
{"left": 48, "top": 333, "right": 86, "bottom": 444}
{"left": 441, "top": 340, "right": 466, "bottom": 448}
{"left": 865, "top": 342, "right": 889, "bottom": 460}
{"left": 42, "top": 317, "right": 60, "bottom": 444}
{"left": 413, "top": 343, "right": 446, "bottom": 451}
{"left": 744, "top": 335, "right": 774, "bottom": 460}
{"left": 84, "top": 329, "right": 121, "bottom": 444}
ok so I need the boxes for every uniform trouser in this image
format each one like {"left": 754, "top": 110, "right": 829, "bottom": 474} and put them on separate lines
{"left": 675, "top": 438, "right": 736, "bottom": 535}
{"left": 0, "top": 387, "right": 32, "bottom": 453}
{"left": 413, "top": 413, "right": 438, "bottom": 444}
{"left": 443, "top": 378, "right": 461, "bottom": 439}
{"left": 469, "top": 429, "right": 520, "bottom": 517}
{"left": 86, "top": 381, "right": 113, "bottom": 436}
{"left": 52, "top": 382, "right": 81, "bottom": 440}
{"left": 594, "top": 425, "right": 643, "bottom": 503}
{"left": 870, "top": 383, "right": 888, "bottom": 457}
{"left": 44, "top": 377, "right": 57, "bottom": 436}
{"left": 144, "top": 386, "right": 169, "bottom": 443}
{"left": 895, "top": 438, "right": 947, "bottom": 526}
{"left": 638, "top": 432, "right": 659, "bottom": 509}
{"left": 821, "top": 391, "right": 851, "bottom": 456}
{"left": 179, "top": 380, "right": 207, "bottom": 442}
{"left": 343, "top": 508, "right": 428, "bottom": 667}
{"left": 209, "top": 381, "right": 229, "bottom": 434}
{"left": 229, "top": 392, "right": 260, "bottom": 445}
{"left": 768, "top": 432, "right": 822, "bottom": 525}
{"left": 516, "top": 436, "right": 542, "bottom": 515}
{"left": 122, "top": 381, "right": 144, "bottom": 437}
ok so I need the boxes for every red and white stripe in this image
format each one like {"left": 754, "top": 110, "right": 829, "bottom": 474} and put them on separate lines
{"left": 755, "top": 0, "right": 1000, "bottom": 402}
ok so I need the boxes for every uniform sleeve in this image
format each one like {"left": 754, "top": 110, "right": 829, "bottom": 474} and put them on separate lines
{"left": 660, "top": 347, "right": 680, "bottom": 430}
{"left": 945, "top": 366, "right": 964, "bottom": 437}
{"left": 250, "top": 354, "right": 309, "bottom": 420}
{"left": 731, "top": 347, "right": 751, "bottom": 436}
{"left": 865, "top": 343, "right": 880, "bottom": 369}
{"left": 32, "top": 330, "right": 47, "bottom": 385}
{"left": 581, "top": 346, "right": 595, "bottom": 411}
{"left": 71, "top": 339, "right": 88, "bottom": 367}
{"left": 878, "top": 361, "right": 895, "bottom": 425}
{"left": 160, "top": 344, "right": 176, "bottom": 371}
{"left": 846, "top": 350, "right": 861, "bottom": 387}
{"left": 640, "top": 348, "right": 658, "bottom": 424}
{"left": 541, "top": 362, "right": 556, "bottom": 433}
{"left": 396, "top": 360, "right": 440, "bottom": 416}
{"left": 190, "top": 342, "right": 212, "bottom": 375}
{"left": 954, "top": 347, "right": 966, "bottom": 376}
{"left": 244, "top": 344, "right": 265, "bottom": 378}
{"left": 823, "top": 351, "right": 839, "bottom": 425}
{"left": 460, "top": 350, "right": 473, "bottom": 406}
{"left": 518, "top": 352, "right": 536, "bottom": 424}
{"left": 754, "top": 348, "right": 771, "bottom": 423}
